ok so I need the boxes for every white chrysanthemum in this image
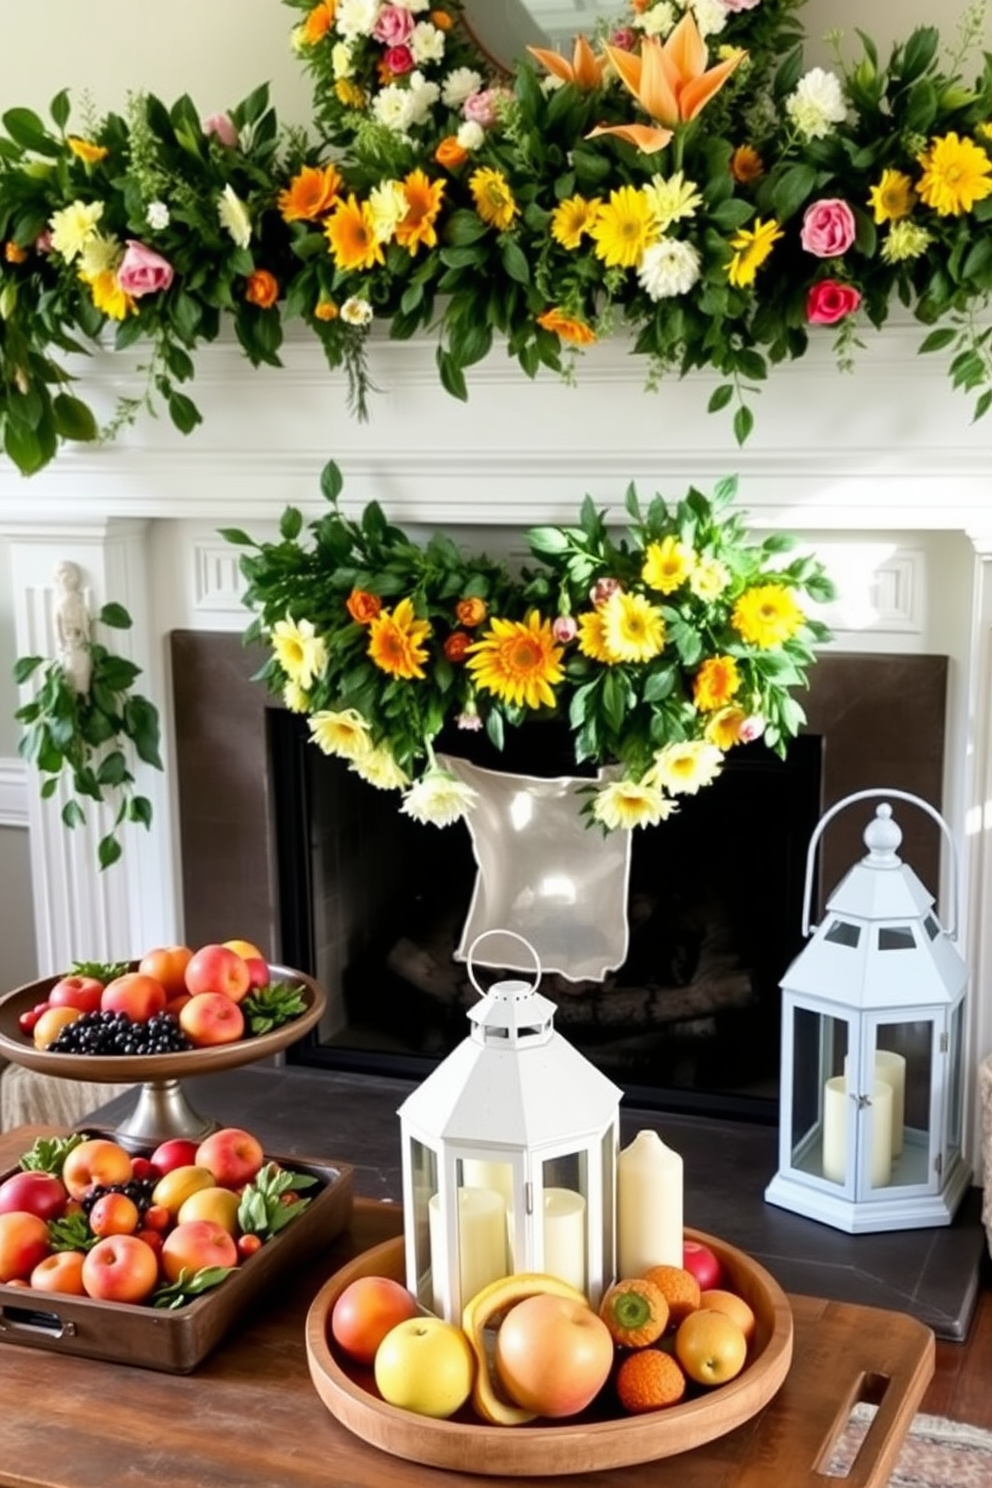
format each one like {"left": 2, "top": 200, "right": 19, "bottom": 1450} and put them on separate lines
{"left": 309, "top": 708, "right": 373, "bottom": 761}
{"left": 410, "top": 21, "right": 445, "bottom": 66}
{"left": 217, "top": 184, "right": 251, "bottom": 248}
{"left": 78, "top": 232, "right": 121, "bottom": 278}
{"left": 442, "top": 67, "right": 484, "bottom": 108}
{"left": 332, "top": 40, "right": 356, "bottom": 78}
{"left": 690, "top": 0, "right": 729, "bottom": 39}
{"left": 334, "top": 0, "right": 379, "bottom": 41}
{"left": 645, "top": 740, "right": 725, "bottom": 796}
{"left": 146, "top": 200, "right": 170, "bottom": 230}
{"left": 393, "top": 0, "right": 430, "bottom": 11}
{"left": 341, "top": 296, "right": 373, "bottom": 326}
{"left": 456, "top": 120, "right": 486, "bottom": 151}
{"left": 637, "top": 239, "right": 702, "bottom": 299}
{"left": 636, "top": 2, "right": 676, "bottom": 37}
{"left": 350, "top": 746, "right": 410, "bottom": 791}
{"left": 49, "top": 200, "right": 104, "bottom": 262}
{"left": 368, "top": 179, "right": 408, "bottom": 243}
{"left": 592, "top": 780, "right": 677, "bottom": 831}
{"left": 785, "top": 68, "right": 847, "bottom": 140}
{"left": 271, "top": 616, "right": 328, "bottom": 689}
{"left": 373, "top": 84, "right": 418, "bottom": 134}
{"left": 406, "top": 73, "right": 441, "bottom": 126}
{"left": 401, "top": 769, "right": 478, "bottom": 828}
{"left": 644, "top": 171, "right": 703, "bottom": 232}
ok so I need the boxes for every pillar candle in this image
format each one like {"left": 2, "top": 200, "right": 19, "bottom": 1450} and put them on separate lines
{"left": 542, "top": 1188, "right": 586, "bottom": 1294}
{"left": 875, "top": 1050, "right": 906, "bottom": 1158}
{"left": 462, "top": 1158, "right": 515, "bottom": 1215}
{"left": 428, "top": 1187, "right": 508, "bottom": 1313}
{"left": 616, "top": 1129, "right": 683, "bottom": 1277}
{"left": 822, "top": 1077, "right": 893, "bottom": 1188}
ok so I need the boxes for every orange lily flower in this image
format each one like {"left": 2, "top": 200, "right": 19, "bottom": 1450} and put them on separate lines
{"left": 588, "top": 13, "right": 745, "bottom": 154}
{"left": 528, "top": 34, "right": 605, "bottom": 91}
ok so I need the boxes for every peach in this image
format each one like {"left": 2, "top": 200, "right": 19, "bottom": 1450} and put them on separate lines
{"left": 62, "top": 1138, "right": 133, "bottom": 1201}
{"left": 100, "top": 972, "right": 168, "bottom": 1023}
{"left": 0, "top": 1211, "right": 51, "bottom": 1282}
{"left": 82, "top": 1234, "right": 160, "bottom": 1303}
{"left": 160, "top": 1219, "right": 238, "bottom": 1283}
{"left": 88, "top": 1191, "right": 141, "bottom": 1238}
{"left": 179, "top": 991, "right": 245, "bottom": 1047}
{"left": 195, "top": 1127, "right": 264, "bottom": 1189}
{"left": 184, "top": 944, "right": 251, "bottom": 1002}
{"left": 30, "top": 1250, "right": 87, "bottom": 1295}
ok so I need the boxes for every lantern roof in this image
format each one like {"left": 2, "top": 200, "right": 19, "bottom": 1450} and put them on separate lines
{"left": 825, "top": 805, "right": 936, "bottom": 923}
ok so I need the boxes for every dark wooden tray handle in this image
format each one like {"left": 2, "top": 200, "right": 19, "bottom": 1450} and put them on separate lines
{"left": 1, "top": 1303, "right": 77, "bottom": 1340}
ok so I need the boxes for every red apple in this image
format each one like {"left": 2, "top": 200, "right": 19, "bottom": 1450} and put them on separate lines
{"left": 0, "top": 1170, "right": 67, "bottom": 1222}
{"left": 179, "top": 992, "right": 245, "bottom": 1047}
{"left": 494, "top": 1294, "right": 615, "bottom": 1418}
{"left": 682, "top": 1239, "right": 723, "bottom": 1293}
{"left": 100, "top": 971, "right": 167, "bottom": 1023}
{"left": 0, "top": 1211, "right": 51, "bottom": 1282}
{"left": 48, "top": 973, "right": 104, "bottom": 1013}
{"left": 244, "top": 956, "right": 270, "bottom": 990}
{"left": 160, "top": 1218, "right": 239, "bottom": 1283}
{"left": 331, "top": 1275, "right": 421, "bottom": 1364}
{"left": 184, "top": 944, "right": 251, "bottom": 1003}
{"left": 61, "top": 1137, "right": 133, "bottom": 1201}
{"left": 81, "top": 1234, "right": 160, "bottom": 1303}
{"left": 148, "top": 1137, "right": 200, "bottom": 1176}
{"left": 194, "top": 1127, "right": 265, "bottom": 1189}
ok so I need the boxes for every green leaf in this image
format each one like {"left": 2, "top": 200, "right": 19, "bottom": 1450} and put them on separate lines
{"left": 97, "top": 834, "right": 123, "bottom": 870}
{"left": 437, "top": 348, "right": 468, "bottom": 402}
{"left": 52, "top": 394, "right": 98, "bottom": 443}
{"left": 98, "top": 602, "right": 133, "bottom": 629}
{"left": 168, "top": 390, "right": 203, "bottom": 436}
{"left": 320, "top": 460, "right": 344, "bottom": 503}
{"left": 733, "top": 404, "right": 755, "bottom": 445}
{"left": 2, "top": 107, "right": 61, "bottom": 155}
{"left": 918, "top": 327, "right": 958, "bottom": 354}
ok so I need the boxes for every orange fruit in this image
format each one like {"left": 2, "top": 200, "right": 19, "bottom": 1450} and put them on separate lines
{"left": 600, "top": 1277, "right": 670, "bottom": 1348}
{"left": 642, "top": 1263, "right": 701, "bottom": 1327}
{"left": 675, "top": 1308, "right": 748, "bottom": 1386}
{"left": 699, "top": 1287, "right": 756, "bottom": 1346}
{"left": 615, "top": 1347, "right": 687, "bottom": 1414}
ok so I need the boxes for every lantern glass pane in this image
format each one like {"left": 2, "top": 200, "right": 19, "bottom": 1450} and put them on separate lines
{"left": 409, "top": 1137, "right": 438, "bottom": 1309}
{"left": 875, "top": 1019, "right": 933, "bottom": 1188}
{"left": 460, "top": 1156, "right": 515, "bottom": 1272}
{"left": 877, "top": 926, "right": 916, "bottom": 951}
{"left": 790, "top": 1005, "right": 849, "bottom": 1183}
{"left": 540, "top": 1151, "right": 588, "bottom": 1294}
{"left": 601, "top": 1127, "right": 615, "bottom": 1284}
{"left": 947, "top": 1002, "right": 964, "bottom": 1154}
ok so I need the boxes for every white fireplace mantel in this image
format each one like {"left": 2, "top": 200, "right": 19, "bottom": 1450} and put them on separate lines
{"left": 4, "top": 325, "right": 992, "bottom": 1167}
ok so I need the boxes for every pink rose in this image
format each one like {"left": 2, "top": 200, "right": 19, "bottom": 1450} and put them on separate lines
{"left": 463, "top": 88, "right": 510, "bottom": 129}
{"left": 806, "top": 279, "right": 861, "bottom": 325}
{"left": 372, "top": 5, "right": 415, "bottom": 46}
{"left": 609, "top": 28, "right": 638, "bottom": 50}
{"left": 117, "top": 240, "right": 175, "bottom": 298}
{"left": 721, "top": 0, "right": 762, "bottom": 11}
{"left": 553, "top": 615, "right": 578, "bottom": 644}
{"left": 383, "top": 45, "right": 414, "bottom": 76}
{"left": 590, "top": 577, "right": 622, "bottom": 607}
{"left": 34, "top": 229, "right": 53, "bottom": 254}
{"left": 737, "top": 715, "right": 766, "bottom": 743}
{"left": 800, "top": 198, "right": 856, "bottom": 258}
{"left": 201, "top": 112, "right": 239, "bottom": 149}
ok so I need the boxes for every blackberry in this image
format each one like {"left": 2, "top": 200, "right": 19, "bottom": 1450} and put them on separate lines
{"left": 48, "top": 1009, "right": 193, "bottom": 1056}
{"left": 80, "top": 1176, "right": 157, "bottom": 1219}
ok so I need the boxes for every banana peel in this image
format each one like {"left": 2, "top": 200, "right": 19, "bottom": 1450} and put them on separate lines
{"left": 461, "top": 1272, "right": 590, "bottom": 1426}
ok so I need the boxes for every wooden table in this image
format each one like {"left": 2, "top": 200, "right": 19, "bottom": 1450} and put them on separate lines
{"left": 0, "top": 1126, "right": 934, "bottom": 1488}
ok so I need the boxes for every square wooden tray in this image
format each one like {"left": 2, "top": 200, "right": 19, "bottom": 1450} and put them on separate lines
{"left": 0, "top": 1148, "right": 354, "bottom": 1373}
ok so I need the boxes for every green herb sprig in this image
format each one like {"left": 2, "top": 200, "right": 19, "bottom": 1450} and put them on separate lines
{"left": 242, "top": 982, "right": 308, "bottom": 1036}
{"left": 237, "top": 1161, "right": 317, "bottom": 1240}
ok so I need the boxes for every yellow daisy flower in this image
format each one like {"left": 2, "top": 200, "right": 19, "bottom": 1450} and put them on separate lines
{"left": 466, "top": 611, "right": 564, "bottom": 710}
{"left": 395, "top": 169, "right": 446, "bottom": 255}
{"left": 309, "top": 708, "right": 373, "bottom": 761}
{"left": 271, "top": 616, "right": 329, "bottom": 689}
{"left": 693, "top": 655, "right": 741, "bottom": 712}
{"left": 325, "top": 194, "right": 385, "bottom": 271}
{"left": 469, "top": 167, "right": 518, "bottom": 231}
{"left": 726, "top": 217, "right": 784, "bottom": 288}
{"left": 600, "top": 591, "right": 666, "bottom": 663}
{"left": 592, "top": 780, "right": 677, "bottom": 831}
{"left": 916, "top": 132, "right": 992, "bottom": 215}
{"left": 688, "top": 555, "right": 730, "bottom": 601}
{"left": 536, "top": 307, "right": 597, "bottom": 345}
{"left": 576, "top": 609, "right": 617, "bottom": 663}
{"left": 49, "top": 200, "right": 104, "bottom": 263}
{"left": 351, "top": 745, "right": 410, "bottom": 791}
{"left": 550, "top": 195, "right": 603, "bottom": 250}
{"left": 590, "top": 186, "right": 655, "bottom": 269}
{"left": 282, "top": 680, "right": 311, "bottom": 714}
{"left": 277, "top": 163, "right": 342, "bottom": 223}
{"left": 646, "top": 740, "right": 724, "bottom": 796}
{"left": 868, "top": 168, "right": 916, "bottom": 225}
{"left": 367, "top": 597, "right": 432, "bottom": 680}
{"left": 67, "top": 137, "right": 109, "bottom": 165}
{"left": 80, "top": 268, "right": 134, "bottom": 320}
{"left": 642, "top": 535, "right": 695, "bottom": 594}
{"left": 732, "top": 583, "right": 805, "bottom": 647}
{"left": 704, "top": 705, "right": 749, "bottom": 750}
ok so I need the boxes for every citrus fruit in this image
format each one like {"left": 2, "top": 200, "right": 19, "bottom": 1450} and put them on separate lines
{"left": 600, "top": 1277, "right": 669, "bottom": 1347}
{"left": 615, "top": 1347, "right": 687, "bottom": 1414}
{"left": 642, "top": 1263, "right": 701, "bottom": 1326}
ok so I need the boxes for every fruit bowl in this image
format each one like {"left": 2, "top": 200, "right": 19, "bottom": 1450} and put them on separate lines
{"left": 0, "top": 965, "right": 325, "bottom": 1143}
{"left": 304, "top": 1228, "right": 794, "bottom": 1477}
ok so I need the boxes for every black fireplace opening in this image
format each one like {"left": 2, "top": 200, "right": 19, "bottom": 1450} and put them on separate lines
{"left": 273, "top": 709, "right": 823, "bottom": 1124}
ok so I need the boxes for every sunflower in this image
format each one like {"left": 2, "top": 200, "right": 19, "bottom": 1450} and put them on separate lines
{"left": 592, "top": 780, "right": 677, "bottom": 830}
{"left": 646, "top": 740, "right": 724, "bottom": 795}
{"left": 271, "top": 615, "right": 328, "bottom": 689}
{"left": 309, "top": 708, "right": 373, "bottom": 761}
{"left": 277, "top": 163, "right": 342, "bottom": 223}
{"left": 732, "top": 583, "right": 805, "bottom": 647}
{"left": 469, "top": 167, "right": 518, "bottom": 230}
{"left": 590, "top": 186, "right": 655, "bottom": 269}
{"left": 576, "top": 609, "right": 617, "bottom": 664}
{"left": 642, "top": 536, "right": 695, "bottom": 594}
{"left": 550, "top": 194, "right": 603, "bottom": 250}
{"left": 600, "top": 591, "right": 666, "bottom": 663}
{"left": 693, "top": 655, "right": 740, "bottom": 712}
{"left": 868, "top": 168, "right": 916, "bottom": 225}
{"left": 466, "top": 611, "right": 564, "bottom": 709}
{"left": 367, "top": 597, "right": 432, "bottom": 680}
{"left": 395, "top": 169, "right": 446, "bottom": 254}
{"left": 916, "top": 132, "right": 992, "bottom": 215}
{"left": 726, "top": 217, "right": 784, "bottom": 288}
{"left": 325, "top": 194, "right": 385, "bottom": 271}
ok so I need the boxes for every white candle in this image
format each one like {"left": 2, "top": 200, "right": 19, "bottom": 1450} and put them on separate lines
{"left": 542, "top": 1188, "right": 586, "bottom": 1294}
{"left": 822, "top": 1077, "right": 893, "bottom": 1188}
{"left": 616, "top": 1129, "right": 683, "bottom": 1277}
{"left": 462, "top": 1158, "right": 515, "bottom": 1215}
{"left": 875, "top": 1050, "right": 906, "bottom": 1158}
{"left": 428, "top": 1187, "right": 508, "bottom": 1314}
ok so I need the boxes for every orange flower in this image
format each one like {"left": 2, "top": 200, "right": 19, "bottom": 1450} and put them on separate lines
{"left": 528, "top": 34, "right": 606, "bottom": 90}
{"left": 245, "top": 270, "right": 279, "bottom": 309}
{"left": 314, "top": 299, "right": 339, "bottom": 321}
{"left": 693, "top": 655, "right": 741, "bottom": 712}
{"left": 325, "top": 195, "right": 384, "bottom": 272}
{"left": 302, "top": 1, "right": 336, "bottom": 45}
{"left": 430, "top": 9, "right": 452, "bottom": 28}
{"left": 435, "top": 136, "right": 468, "bottom": 170}
{"left": 4, "top": 241, "right": 28, "bottom": 264}
{"left": 731, "top": 145, "right": 764, "bottom": 184}
{"left": 444, "top": 631, "right": 472, "bottom": 662}
{"left": 455, "top": 596, "right": 487, "bottom": 627}
{"left": 346, "top": 589, "right": 382, "bottom": 624}
{"left": 537, "top": 308, "right": 597, "bottom": 346}
{"left": 395, "top": 169, "right": 446, "bottom": 254}
{"left": 277, "top": 163, "right": 342, "bottom": 222}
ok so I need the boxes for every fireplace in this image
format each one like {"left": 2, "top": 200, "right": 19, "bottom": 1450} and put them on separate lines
{"left": 171, "top": 631, "right": 947, "bottom": 1122}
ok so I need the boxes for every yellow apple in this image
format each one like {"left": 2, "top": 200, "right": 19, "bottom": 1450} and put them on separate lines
{"left": 374, "top": 1317, "right": 475, "bottom": 1419}
{"left": 675, "top": 1307, "right": 748, "bottom": 1386}
{"left": 177, "top": 1185, "right": 242, "bottom": 1236}
{"left": 151, "top": 1164, "right": 217, "bottom": 1218}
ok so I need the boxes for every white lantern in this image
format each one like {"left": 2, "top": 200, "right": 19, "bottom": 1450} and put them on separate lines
{"left": 397, "top": 932, "right": 622, "bottom": 1322}
{"left": 765, "top": 789, "right": 971, "bottom": 1233}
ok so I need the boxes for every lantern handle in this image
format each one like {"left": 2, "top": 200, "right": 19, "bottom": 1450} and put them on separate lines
{"left": 466, "top": 930, "right": 542, "bottom": 1000}
{"left": 801, "top": 787, "right": 959, "bottom": 941}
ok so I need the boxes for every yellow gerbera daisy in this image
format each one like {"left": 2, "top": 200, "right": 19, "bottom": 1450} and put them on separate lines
{"left": 302, "top": 0, "right": 336, "bottom": 45}
{"left": 592, "top": 780, "right": 677, "bottom": 830}
{"left": 350, "top": 745, "right": 410, "bottom": 791}
{"left": 916, "top": 132, "right": 992, "bottom": 216}
{"left": 646, "top": 740, "right": 724, "bottom": 796}
{"left": 395, "top": 169, "right": 446, "bottom": 254}
{"left": 726, "top": 217, "right": 784, "bottom": 288}
{"left": 600, "top": 591, "right": 666, "bottom": 663}
{"left": 693, "top": 655, "right": 741, "bottom": 712}
{"left": 277, "top": 163, "right": 342, "bottom": 223}
{"left": 466, "top": 611, "right": 564, "bottom": 710}
{"left": 590, "top": 186, "right": 655, "bottom": 269}
{"left": 282, "top": 680, "right": 311, "bottom": 714}
{"left": 67, "top": 137, "right": 109, "bottom": 165}
{"left": 576, "top": 609, "right": 617, "bottom": 664}
{"left": 325, "top": 194, "right": 385, "bottom": 271}
{"left": 80, "top": 268, "right": 134, "bottom": 320}
{"left": 642, "top": 535, "right": 695, "bottom": 594}
{"left": 704, "top": 705, "right": 749, "bottom": 750}
{"left": 550, "top": 194, "right": 603, "bottom": 250}
{"left": 335, "top": 78, "right": 366, "bottom": 109}
{"left": 868, "top": 168, "right": 916, "bottom": 225}
{"left": 536, "top": 307, "right": 597, "bottom": 345}
{"left": 309, "top": 708, "right": 373, "bottom": 761}
{"left": 731, "top": 583, "right": 805, "bottom": 647}
{"left": 367, "top": 597, "right": 431, "bottom": 680}
{"left": 49, "top": 200, "right": 104, "bottom": 262}
{"left": 271, "top": 615, "right": 329, "bottom": 689}
{"left": 469, "top": 167, "right": 518, "bottom": 231}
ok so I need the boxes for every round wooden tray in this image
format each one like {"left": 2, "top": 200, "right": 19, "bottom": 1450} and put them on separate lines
{"left": 305, "top": 1228, "right": 794, "bottom": 1476}
{"left": 0, "top": 964, "right": 325, "bottom": 1083}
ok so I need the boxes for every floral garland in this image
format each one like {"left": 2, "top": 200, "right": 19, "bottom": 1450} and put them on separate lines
{"left": 1, "top": 0, "right": 991, "bottom": 473}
